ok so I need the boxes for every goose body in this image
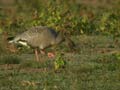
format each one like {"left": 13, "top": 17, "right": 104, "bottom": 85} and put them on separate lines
{"left": 10, "top": 26, "right": 64, "bottom": 49}
{"left": 9, "top": 26, "right": 75, "bottom": 61}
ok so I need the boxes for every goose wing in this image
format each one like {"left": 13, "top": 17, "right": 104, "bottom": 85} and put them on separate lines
{"left": 10, "top": 26, "right": 58, "bottom": 49}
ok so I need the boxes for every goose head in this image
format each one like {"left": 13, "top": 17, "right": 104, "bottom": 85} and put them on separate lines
{"left": 55, "top": 30, "right": 65, "bottom": 45}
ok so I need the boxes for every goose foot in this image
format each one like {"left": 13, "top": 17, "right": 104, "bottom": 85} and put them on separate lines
{"left": 47, "top": 52, "right": 55, "bottom": 58}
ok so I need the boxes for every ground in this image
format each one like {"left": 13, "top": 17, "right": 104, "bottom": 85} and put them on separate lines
{"left": 0, "top": 35, "right": 120, "bottom": 90}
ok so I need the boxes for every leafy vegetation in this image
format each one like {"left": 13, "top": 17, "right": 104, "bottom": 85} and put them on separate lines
{"left": 0, "top": 0, "right": 119, "bottom": 35}
{"left": 54, "top": 53, "right": 66, "bottom": 70}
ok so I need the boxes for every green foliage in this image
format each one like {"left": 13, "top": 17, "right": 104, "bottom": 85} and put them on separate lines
{"left": 54, "top": 53, "right": 66, "bottom": 70}
{"left": 94, "top": 12, "right": 120, "bottom": 36}
{"left": 0, "top": 0, "right": 119, "bottom": 36}
{"left": 112, "top": 52, "right": 120, "bottom": 60}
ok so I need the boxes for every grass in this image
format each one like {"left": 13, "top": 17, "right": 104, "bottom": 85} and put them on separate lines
{"left": 0, "top": 55, "right": 21, "bottom": 64}
{"left": 0, "top": 35, "right": 120, "bottom": 90}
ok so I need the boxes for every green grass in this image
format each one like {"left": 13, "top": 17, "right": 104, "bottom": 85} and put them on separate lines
{"left": 0, "top": 35, "right": 120, "bottom": 90}
{"left": 0, "top": 55, "right": 21, "bottom": 64}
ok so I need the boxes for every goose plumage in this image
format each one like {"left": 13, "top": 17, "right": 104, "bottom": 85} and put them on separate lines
{"left": 9, "top": 26, "right": 75, "bottom": 61}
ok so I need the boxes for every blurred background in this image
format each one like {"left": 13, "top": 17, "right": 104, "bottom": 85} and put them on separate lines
{"left": 0, "top": 0, "right": 119, "bottom": 35}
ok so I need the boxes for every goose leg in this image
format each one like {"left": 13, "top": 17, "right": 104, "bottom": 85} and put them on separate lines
{"left": 35, "top": 49, "right": 39, "bottom": 61}
{"left": 40, "top": 50, "right": 46, "bottom": 55}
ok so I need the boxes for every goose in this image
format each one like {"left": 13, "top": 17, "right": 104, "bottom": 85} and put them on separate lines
{"left": 9, "top": 26, "right": 75, "bottom": 61}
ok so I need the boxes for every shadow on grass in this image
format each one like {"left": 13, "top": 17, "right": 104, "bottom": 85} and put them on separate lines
{"left": 0, "top": 55, "right": 21, "bottom": 64}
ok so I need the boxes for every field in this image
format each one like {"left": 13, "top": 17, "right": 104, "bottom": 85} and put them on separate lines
{"left": 0, "top": 0, "right": 120, "bottom": 90}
